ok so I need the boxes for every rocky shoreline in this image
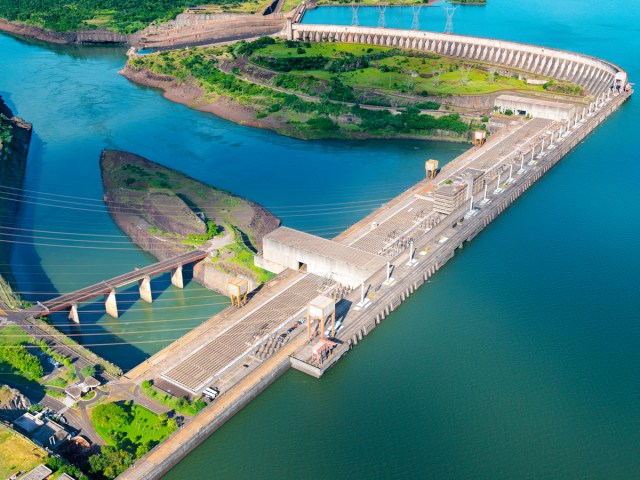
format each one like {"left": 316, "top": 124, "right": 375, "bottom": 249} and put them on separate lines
{"left": 0, "top": 95, "right": 32, "bottom": 309}
{"left": 0, "top": 18, "right": 130, "bottom": 45}
{"left": 120, "top": 65, "right": 473, "bottom": 142}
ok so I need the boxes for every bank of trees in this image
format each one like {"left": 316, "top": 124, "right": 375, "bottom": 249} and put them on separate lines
{"left": 0, "top": 343, "right": 43, "bottom": 380}
{"left": 0, "top": 0, "right": 194, "bottom": 33}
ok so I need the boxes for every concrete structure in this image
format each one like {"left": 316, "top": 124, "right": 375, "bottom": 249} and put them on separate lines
{"left": 288, "top": 24, "right": 623, "bottom": 96}
{"left": 259, "top": 226, "right": 387, "bottom": 289}
{"left": 19, "top": 465, "right": 52, "bottom": 480}
{"left": 13, "top": 413, "right": 70, "bottom": 451}
{"left": 306, "top": 295, "right": 336, "bottom": 341}
{"left": 494, "top": 94, "right": 578, "bottom": 121}
{"left": 227, "top": 277, "right": 249, "bottom": 307}
{"left": 117, "top": 87, "right": 632, "bottom": 480}
{"left": 25, "top": 249, "right": 208, "bottom": 322}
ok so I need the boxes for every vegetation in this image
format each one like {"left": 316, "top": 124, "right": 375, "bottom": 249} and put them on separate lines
{"left": 184, "top": 220, "right": 222, "bottom": 246}
{"left": 38, "top": 340, "right": 72, "bottom": 367}
{"left": 0, "top": 424, "right": 49, "bottom": 479}
{"left": 91, "top": 401, "right": 177, "bottom": 467}
{"left": 130, "top": 37, "right": 585, "bottom": 141}
{"left": 0, "top": 343, "right": 43, "bottom": 381}
{"left": 80, "top": 365, "right": 96, "bottom": 378}
{"left": 141, "top": 380, "right": 206, "bottom": 416}
{"left": 129, "top": 41, "right": 475, "bottom": 140}
{"left": 0, "top": 0, "right": 195, "bottom": 34}
{"left": 46, "top": 456, "right": 89, "bottom": 480}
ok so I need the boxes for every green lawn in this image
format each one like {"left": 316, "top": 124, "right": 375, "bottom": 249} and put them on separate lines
{"left": 92, "top": 402, "right": 177, "bottom": 452}
{"left": 0, "top": 325, "right": 33, "bottom": 345}
{"left": 141, "top": 384, "right": 206, "bottom": 416}
{"left": 257, "top": 42, "right": 391, "bottom": 58}
{"left": 251, "top": 41, "right": 585, "bottom": 98}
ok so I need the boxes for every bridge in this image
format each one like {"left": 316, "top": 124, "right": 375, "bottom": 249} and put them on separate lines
{"left": 25, "top": 249, "right": 209, "bottom": 323}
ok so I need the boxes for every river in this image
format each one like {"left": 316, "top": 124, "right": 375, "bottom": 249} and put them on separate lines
{"left": 2, "top": 0, "right": 640, "bottom": 477}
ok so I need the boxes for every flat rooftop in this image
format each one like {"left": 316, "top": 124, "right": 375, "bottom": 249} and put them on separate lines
{"left": 264, "top": 226, "right": 387, "bottom": 273}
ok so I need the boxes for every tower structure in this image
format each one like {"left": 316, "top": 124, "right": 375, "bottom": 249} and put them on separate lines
{"left": 351, "top": 4, "right": 359, "bottom": 26}
{"left": 444, "top": 4, "right": 457, "bottom": 34}
{"left": 411, "top": 5, "right": 421, "bottom": 30}
{"left": 378, "top": 2, "right": 387, "bottom": 28}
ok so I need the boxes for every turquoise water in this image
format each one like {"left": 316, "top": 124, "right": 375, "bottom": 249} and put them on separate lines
{"left": 0, "top": 36, "right": 464, "bottom": 369}
{"left": 1, "top": 0, "right": 639, "bottom": 476}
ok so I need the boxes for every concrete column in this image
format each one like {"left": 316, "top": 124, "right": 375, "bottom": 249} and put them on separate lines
{"left": 171, "top": 266, "right": 184, "bottom": 289}
{"left": 139, "top": 275, "right": 152, "bottom": 304}
{"left": 105, "top": 289, "right": 118, "bottom": 319}
{"left": 331, "top": 311, "right": 336, "bottom": 337}
{"left": 68, "top": 303, "right": 80, "bottom": 324}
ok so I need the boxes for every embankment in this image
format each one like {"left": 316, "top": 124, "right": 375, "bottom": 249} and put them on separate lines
{"left": 0, "top": 95, "right": 32, "bottom": 309}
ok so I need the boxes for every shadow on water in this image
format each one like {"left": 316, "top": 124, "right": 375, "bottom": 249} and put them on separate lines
{"left": 51, "top": 267, "right": 196, "bottom": 370}
{"left": 1, "top": 31, "right": 126, "bottom": 60}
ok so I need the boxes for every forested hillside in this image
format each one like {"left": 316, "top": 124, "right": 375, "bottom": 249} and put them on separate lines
{"left": 0, "top": 0, "right": 195, "bottom": 33}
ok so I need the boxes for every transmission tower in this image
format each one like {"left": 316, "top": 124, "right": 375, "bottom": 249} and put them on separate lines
{"left": 351, "top": 4, "right": 360, "bottom": 26}
{"left": 444, "top": 4, "right": 458, "bottom": 34}
{"left": 433, "top": 69, "right": 443, "bottom": 87}
{"left": 378, "top": 3, "right": 387, "bottom": 28}
{"left": 460, "top": 65, "right": 470, "bottom": 85}
{"left": 411, "top": 5, "right": 421, "bottom": 31}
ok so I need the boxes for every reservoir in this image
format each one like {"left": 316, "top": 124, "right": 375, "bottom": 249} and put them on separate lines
{"left": 2, "top": 0, "right": 640, "bottom": 477}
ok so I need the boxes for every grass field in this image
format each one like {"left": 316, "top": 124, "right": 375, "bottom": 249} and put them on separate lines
{"left": 0, "top": 324, "right": 33, "bottom": 345}
{"left": 93, "top": 402, "right": 177, "bottom": 452}
{"left": 0, "top": 424, "right": 49, "bottom": 479}
{"left": 252, "top": 41, "right": 583, "bottom": 98}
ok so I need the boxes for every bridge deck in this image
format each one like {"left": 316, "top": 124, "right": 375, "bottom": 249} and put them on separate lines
{"left": 39, "top": 249, "right": 208, "bottom": 314}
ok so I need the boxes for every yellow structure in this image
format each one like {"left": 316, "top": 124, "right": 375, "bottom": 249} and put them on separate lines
{"left": 227, "top": 277, "right": 249, "bottom": 307}
{"left": 306, "top": 295, "right": 336, "bottom": 342}
{"left": 425, "top": 159, "right": 439, "bottom": 179}
{"left": 473, "top": 130, "right": 487, "bottom": 146}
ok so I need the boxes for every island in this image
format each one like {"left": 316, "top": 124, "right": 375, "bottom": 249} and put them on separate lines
{"left": 100, "top": 150, "right": 280, "bottom": 292}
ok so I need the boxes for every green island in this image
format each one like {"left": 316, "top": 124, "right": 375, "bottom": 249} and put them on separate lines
{"left": 124, "top": 37, "right": 586, "bottom": 141}
{"left": 89, "top": 401, "right": 177, "bottom": 479}
{"left": 100, "top": 150, "right": 279, "bottom": 289}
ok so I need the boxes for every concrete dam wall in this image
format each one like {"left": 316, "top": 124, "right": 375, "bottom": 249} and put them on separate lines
{"left": 289, "top": 24, "right": 624, "bottom": 96}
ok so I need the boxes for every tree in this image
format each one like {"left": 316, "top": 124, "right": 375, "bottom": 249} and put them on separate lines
{"left": 81, "top": 365, "right": 96, "bottom": 378}
{"left": 89, "top": 446, "right": 133, "bottom": 479}
{"left": 92, "top": 402, "right": 130, "bottom": 430}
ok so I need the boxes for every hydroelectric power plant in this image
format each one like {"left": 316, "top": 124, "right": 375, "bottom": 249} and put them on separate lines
{"left": 6, "top": 18, "right": 629, "bottom": 476}
{"left": 1, "top": 1, "right": 636, "bottom": 477}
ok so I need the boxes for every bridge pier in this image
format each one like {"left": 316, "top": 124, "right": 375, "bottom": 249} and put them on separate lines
{"left": 105, "top": 288, "right": 119, "bottom": 318}
{"left": 171, "top": 266, "right": 184, "bottom": 289}
{"left": 139, "top": 275, "right": 153, "bottom": 303}
{"left": 68, "top": 303, "right": 80, "bottom": 323}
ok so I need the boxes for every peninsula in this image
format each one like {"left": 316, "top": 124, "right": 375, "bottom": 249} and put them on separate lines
{"left": 100, "top": 150, "right": 280, "bottom": 292}
{"left": 122, "top": 37, "right": 586, "bottom": 140}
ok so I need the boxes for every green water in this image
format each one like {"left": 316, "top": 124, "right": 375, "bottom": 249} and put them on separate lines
{"left": 2, "top": 0, "right": 640, "bottom": 476}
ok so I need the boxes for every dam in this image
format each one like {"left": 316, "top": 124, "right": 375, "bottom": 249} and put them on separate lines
{"left": 95, "top": 26, "right": 632, "bottom": 479}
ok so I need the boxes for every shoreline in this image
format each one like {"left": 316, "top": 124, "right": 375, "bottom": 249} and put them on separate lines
{"left": 0, "top": 18, "right": 130, "bottom": 46}
{"left": 119, "top": 66, "right": 472, "bottom": 143}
